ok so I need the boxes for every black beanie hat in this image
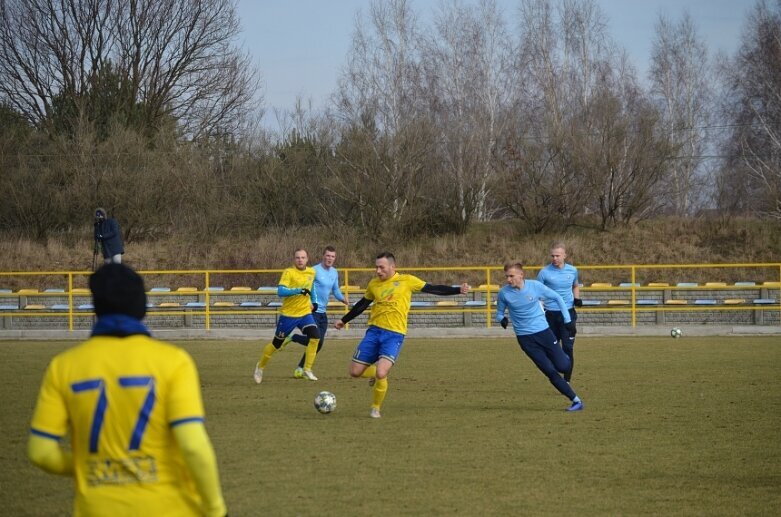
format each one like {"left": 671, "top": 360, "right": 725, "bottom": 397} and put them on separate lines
{"left": 89, "top": 263, "right": 147, "bottom": 320}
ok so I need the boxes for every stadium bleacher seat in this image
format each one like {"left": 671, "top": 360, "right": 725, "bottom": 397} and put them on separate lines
{"left": 185, "top": 302, "right": 206, "bottom": 308}
{"left": 619, "top": 282, "right": 640, "bottom": 287}
{"left": 705, "top": 282, "right": 727, "bottom": 287}
{"left": 435, "top": 300, "right": 458, "bottom": 307}
{"left": 762, "top": 281, "right": 781, "bottom": 288}
{"left": 753, "top": 298, "right": 777, "bottom": 305}
{"left": 177, "top": 287, "right": 198, "bottom": 292}
{"left": 78, "top": 303, "right": 94, "bottom": 310}
{"left": 464, "top": 300, "right": 487, "bottom": 307}
{"left": 0, "top": 304, "right": 18, "bottom": 310}
{"left": 694, "top": 299, "right": 717, "bottom": 305}
{"left": 267, "top": 301, "right": 282, "bottom": 307}
{"left": 723, "top": 299, "right": 746, "bottom": 305}
{"left": 664, "top": 299, "right": 688, "bottom": 305}
{"left": 229, "top": 287, "right": 251, "bottom": 291}
{"left": 647, "top": 282, "right": 669, "bottom": 287}
{"left": 581, "top": 300, "right": 602, "bottom": 306}
{"left": 256, "top": 286, "right": 276, "bottom": 293}
{"left": 734, "top": 281, "right": 756, "bottom": 286}
{"left": 150, "top": 287, "right": 171, "bottom": 292}
{"left": 477, "top": 284, "right": 500, "bottom": 291}
{"left": 51, "top": 304, "right": 70, "bottom": 310}
{"left": 607, "top": 299, "right": 629, "bottom": 305}
{"left": 206, "top": 286, "right": 225, "bottom": 292}
{"left": 636, "top": 299, "right": 660, "bottom": 305}
{"left": 213, "top": 301, "right": 235, "bottom": 307}
{"left": 240, "top": 301, "right": 263, "bottom": 307}
{"left": 591, "top": 283, "right": 613, "bottom": 288}
{"left": 71, "top": 288, "right": 90, "bottom": 295}
{"left": 158, "top": 302, "right": 180, "bottom": 308}
{"left": 18, "top": 289, "right": 39, "bottom": 294}
{"left": 44, "top": 288, "right": 65, "bottom": 293}
{"left": 410, "top": 301, "right": 433, "bottom": 307}
{"left": 23, "top": 304, "right": 46, "bottom": 310}
{"left": 676, "top": 282, "right": 698, "bottom": 287}
{"left": 0, "top": 288, "right": 11, "bottom": 293}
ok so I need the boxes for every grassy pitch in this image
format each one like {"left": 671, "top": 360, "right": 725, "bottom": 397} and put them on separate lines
{"left": 2, "top": 336, "right": 780, "bottom": 516}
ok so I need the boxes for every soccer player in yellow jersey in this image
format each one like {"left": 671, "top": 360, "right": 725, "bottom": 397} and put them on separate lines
{"left": 27, "top": 264, "right": 227, "bottom": 517}
{"left": 335, "top": 252, "right": 470, "bottom": 418}
{"left": 254, "top": 248, "right": 321, "bottom": 382}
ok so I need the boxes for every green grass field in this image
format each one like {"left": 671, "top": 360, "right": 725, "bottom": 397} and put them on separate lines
{"left": 2, "top": 336, "right": 780, "bottom": 516}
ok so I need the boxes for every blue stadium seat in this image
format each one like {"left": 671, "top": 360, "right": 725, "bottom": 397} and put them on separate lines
{"left": 240, "top": 301, "right": 263, "bottom": 307}
{"left": 0, "top": 304, "right": 18, "bottom": 310}
{"left": 44, "top": 288, "right": 65, "bottom": 293}
{"left": 185, "top": 302, "right": 206, "bottom": 308}
{"left": 676, "top": 282, "right": 698, "bottom": 287}
{"left": 581, "top": 300, "right": 602, "bottom": 306}
{"left": 734, "top": 281, "right": 756, "bottom": 286}
{"left": 753, "top": 298, "right": 776, "bottom": 305}
{"left": 694, "top": 299, "right": 717, "bottom": 305}
{"left": 619, "top": 282, "right": 640, "bottom": 287}
{"left": 636, "top": 299, "right": 660, "bottom": 305}
{"left": 463, "top": 300, "right": 487, "bottom": 307}
{"left": 267, "top": 301, "right": 282, "bottom": 308}
{"left": 51, "top": 304, "right": 70, "bottom": 310}
{"left": 78, "top": 303, "right": 94, "bottom": 310}
{"left": 150, "top": 287, "right": 171, "bottom": 292}
{"left": 206, "top": 286, "right": 225, "bottom": 292}
{"left": 410, "top": 301, "right": 433, "bottom": 307}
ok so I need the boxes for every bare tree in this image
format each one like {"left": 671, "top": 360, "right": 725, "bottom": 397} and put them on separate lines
{"left": 0, "top": 0, "right": 259, "bottom": 140}
{"left": 720, "top": 0, "right": 781, "bottom": 219}
{"left": 650, "top": 12, "right": 713, "bottom": 215}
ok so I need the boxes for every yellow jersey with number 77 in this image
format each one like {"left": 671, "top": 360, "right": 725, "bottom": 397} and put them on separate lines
{"left": 30, "top": 334, "right": 207, "bottom": 516}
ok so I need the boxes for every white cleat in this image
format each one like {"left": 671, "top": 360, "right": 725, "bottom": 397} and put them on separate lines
{"left": 302, "top": 370, "right": 318, "bottom": 381}
{"left": 253, "top": 364, "right": 263, "bottom": 384}
{"left": 369, "top": 407, "right": 382, "bottom": 419}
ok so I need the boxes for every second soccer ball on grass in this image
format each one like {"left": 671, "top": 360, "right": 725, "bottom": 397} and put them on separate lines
{"left": 670, "top": 327, "right": 683, "bottom": 338}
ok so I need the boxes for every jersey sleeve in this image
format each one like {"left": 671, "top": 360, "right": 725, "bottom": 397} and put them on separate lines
{"left": 167, "top": 351, "right": 206, "bottom": 427}
{"left": 408, "top": 275, "right": 427, "bottom": 293}
{"left": 30, "top": 360, "right": 69, "bottom": 440}
{"left": 278, "top": 269, "right": 293, "bottom": 289}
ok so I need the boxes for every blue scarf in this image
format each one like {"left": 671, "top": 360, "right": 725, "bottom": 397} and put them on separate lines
{"left": 91, "top": 314, "right": 151, "bottom": 337}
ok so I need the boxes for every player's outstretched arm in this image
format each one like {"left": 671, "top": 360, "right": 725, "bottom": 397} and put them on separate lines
{"left": 27, "top": 434, "right": 73, "bottom": 476}
{"left": 421, "top": 282, "right": 470, "bottom": 296}
{"left": 172, "top": 423, "right": 227, "bottom": 517}
{"left": 335, "top": 297, "right": 372, "bottom": 329}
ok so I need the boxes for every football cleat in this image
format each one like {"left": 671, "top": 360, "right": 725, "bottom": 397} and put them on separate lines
{"left": 253, "top": 364, "right": 263, "bottom": 384}
{"left": 302, "top": 370, "right": 318, "bottom": 381}
{"left": 369, "top": 407, "right": 382, "bottom": 419}
{"left": 280, "top": 333, "right": 294, "bottom": 350}
{"left": 293, "top": 367, "right": 304, "bottom": 379}
{"left": 566, "top": 401, "right": 584, "bottom": 412}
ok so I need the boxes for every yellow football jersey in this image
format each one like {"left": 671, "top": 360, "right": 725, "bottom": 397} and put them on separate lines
{"left": 365, "top": 272, "right": 426, "bottom": 335}
{"left": 30, "top": 334, "right": 207, "bottom": 516}
{"left": 279, "top": 266, "right": 316, "bottom": 317}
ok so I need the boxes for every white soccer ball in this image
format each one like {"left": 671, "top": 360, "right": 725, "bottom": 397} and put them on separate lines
{"left": 314, "top": 391, "right": 337, "bottom": 414}
{"left": 670, "top": 327, "right": 683, "bottom": 338}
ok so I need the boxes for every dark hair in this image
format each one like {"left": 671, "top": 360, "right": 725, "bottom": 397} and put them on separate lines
{"left": 323, "top": 245, "right": 336, "bottom": 254}
{"left": 504, "top": 262, "right": 524, "bottom": 272}
{"left": 89, "top": 264, "right": 147, "bottom": 320}
{"left": 376, "top": 251, "right": 395, "bottom": 264}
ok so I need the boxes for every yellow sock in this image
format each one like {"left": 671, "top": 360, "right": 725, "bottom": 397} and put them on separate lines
{"left": 372, "top": 377, "right": 388, "bottom": 409}
{"left": 303, "top": 338, "right": 320, "bottom": 371}
{"left": 258, "top": 342, "right": 277, "bottom": 368}
{"left": 360, "top": 364, "right": 377, "bottom": 379}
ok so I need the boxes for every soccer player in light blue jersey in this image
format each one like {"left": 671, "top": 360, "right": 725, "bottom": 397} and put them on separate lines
{"left": 497, "top": 262, "right": 584, "bottom": 412}
{"left": 536, "top": 242, "right": 582, "bottom": 381}
{"left": 286, "top": 246, "right": 349, "bottom": 378}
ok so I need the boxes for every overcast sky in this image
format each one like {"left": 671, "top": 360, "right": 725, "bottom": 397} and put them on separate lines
{"left": 235, "top": 0, "right": 752, "bottom": 123}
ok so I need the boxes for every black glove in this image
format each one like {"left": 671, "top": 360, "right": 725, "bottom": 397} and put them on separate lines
{"left": 564, "top": 321, "right": 577, "bottom": 336}
{"left": 311, "top": 303, "right": 318, "bottom": 313}
{"left": 573, "top": 298, "right": 583, "bottom": 307}
{"left": 300, "top": 288, "right": 310, "bottom": 296}
{"left": 500, "top": 317, "right": 508, "bottom": 329}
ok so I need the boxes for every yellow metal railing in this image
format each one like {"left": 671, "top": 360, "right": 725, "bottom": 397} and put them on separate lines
{"left": 0, "top": 263, "right": 779, "bottom": 330}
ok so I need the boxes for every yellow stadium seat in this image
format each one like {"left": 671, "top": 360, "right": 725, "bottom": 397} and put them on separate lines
{"left": 214, "top": 301, "right": 235, "bottom": 307}
{"left": 18, "top": 288, "right": 39, "bottom": 294}
{"left": 229, "top": 287, "right": 252, "bottom": 291}
{"left": 435, "top": 300, "right": 458, "bottom": 307}
{"left": 24, "top": 304, "right": 46, "bottom": 310}
{"left": 723, "top": 299, "right": 746, "bottom": 305}
{"left": 607, "top": 299, "right": 630, "bottom": 305}
{"left": 477, "top": 284, "right": 500, "bottom": 291}
{"left": 705, "top": 282, "right": 727, "bottom": 287}
{"left": 177, "top": 287, "right": 198, "bottom": 292}
{"left": 647, "top": 282, "right": 669, "bottom": 287}
{"left": 664, "top": 299, "right": 688, "bottom": 305}
{"left": 71, "top": 288, "right": 90, "bottom": 295}
{"left": 762, "top": 281, "right": 781, "bottom": 287}
{"left": 158, "top": 302, "right": 180, "bottom": 308}
{"left": 591, "top": 283, "right": 613, "bottom": 288}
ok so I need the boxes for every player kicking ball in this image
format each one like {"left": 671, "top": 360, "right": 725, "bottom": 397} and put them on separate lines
{"left": 334, "top": 252, "right": 470, "bottom": 418}
{"left": 497, "top": 262, "right": 584, "bottom": 412}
